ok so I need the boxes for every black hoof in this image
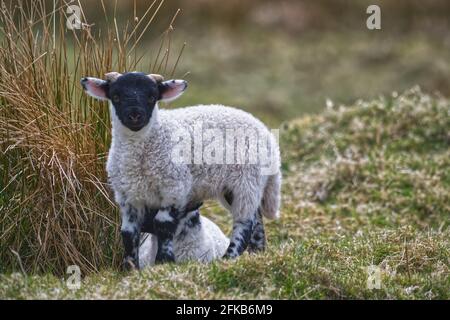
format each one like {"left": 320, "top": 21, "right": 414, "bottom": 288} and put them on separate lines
{"left": 122, "top": 257, "right": 138, "bottom": 271}
{"left": 155, "top": 252, "right": 175, "bottom": 264}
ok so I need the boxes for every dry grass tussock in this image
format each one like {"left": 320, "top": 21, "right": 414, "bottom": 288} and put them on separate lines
{"left": 0, "top": 0, "right": 183, "bottom": 274}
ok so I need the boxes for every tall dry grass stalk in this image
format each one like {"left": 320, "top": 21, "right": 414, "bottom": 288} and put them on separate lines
{"left": 0, "top": 0, "right": 183, "bottom": 275}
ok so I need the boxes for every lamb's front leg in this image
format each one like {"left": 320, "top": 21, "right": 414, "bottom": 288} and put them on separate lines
{"left": 153, "top": 207, "right": 180, "bottom": 264}
{"left": 120, "top": 203, "right": 143, "bottom": 270}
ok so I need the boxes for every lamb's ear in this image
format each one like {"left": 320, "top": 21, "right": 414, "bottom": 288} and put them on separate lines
{"left": 158, "top": 80, "right": 188, "bottom": 102}
{"left": 80, "top": 77, "right": 109, "bottom": 100}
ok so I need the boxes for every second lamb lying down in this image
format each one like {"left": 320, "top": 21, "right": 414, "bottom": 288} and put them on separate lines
{"left": 139, "top": 208, "right": 229, "bottom": 268}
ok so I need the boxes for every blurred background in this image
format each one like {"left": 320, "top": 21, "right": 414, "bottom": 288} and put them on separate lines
{"left": 76, "top": 0, "right": 450, "bottom": 126}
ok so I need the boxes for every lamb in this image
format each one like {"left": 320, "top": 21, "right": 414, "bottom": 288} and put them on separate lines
{"left": 80, "top": 71, "right": 281, "bottom": 269}
{"left": 139, "top": 206, "right": 229, "bottom": 268}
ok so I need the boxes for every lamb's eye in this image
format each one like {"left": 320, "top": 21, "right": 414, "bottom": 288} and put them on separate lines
{"left": 112, "top": 94, "right": 120, "bottom": 103}
{"left": 148, "top": 96, "right": 156, "bottom": 104}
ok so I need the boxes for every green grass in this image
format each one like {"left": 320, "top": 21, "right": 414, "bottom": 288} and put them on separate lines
{"left": 1, "top": 87, "right": 448, "bottom": 299}
{"left": 170, "top": 29, "right": 450, "bottom": 127}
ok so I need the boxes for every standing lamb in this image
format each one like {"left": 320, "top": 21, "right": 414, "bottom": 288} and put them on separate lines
{"left": 81, "top": 72, "right": 281, "bottom": 269}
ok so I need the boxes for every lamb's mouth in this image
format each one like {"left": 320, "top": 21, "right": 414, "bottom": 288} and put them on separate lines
{"left": 126, "top": 123, "right": 146, "bottom": 132}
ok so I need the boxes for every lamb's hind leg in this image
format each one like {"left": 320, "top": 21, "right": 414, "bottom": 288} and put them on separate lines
{"left": 248, "top": 208, "right": 266, "bottom": 253}
{"left": 223, "top": 190, "right": 260, "bottom": 259}
{"left": 224, "top": 217, "right": 254, "bottom": 258}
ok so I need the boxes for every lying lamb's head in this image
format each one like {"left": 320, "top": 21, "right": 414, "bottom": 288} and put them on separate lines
{"left": 80, "top": 72, "right": 187, "bottom": 131}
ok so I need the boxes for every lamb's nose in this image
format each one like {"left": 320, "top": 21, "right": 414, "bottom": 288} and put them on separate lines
{"left": 128, "top": 112, "right": 142, "bottom": 123}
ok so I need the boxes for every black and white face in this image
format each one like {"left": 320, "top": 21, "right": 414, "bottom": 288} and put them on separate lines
{"left": 81, "top": 72, "right": 187, "bottom": 131}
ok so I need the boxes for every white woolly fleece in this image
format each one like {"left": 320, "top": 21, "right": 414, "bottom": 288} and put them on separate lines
{"left": 107, "top": 103, "right": 281, "bottom": 223}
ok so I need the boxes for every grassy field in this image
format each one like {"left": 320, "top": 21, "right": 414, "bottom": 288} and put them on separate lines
{"left": 172, "top": 29, "right": 450, "bottom": 127}
{"left": 1, "top": 87, "right": 448, "bottom": 299}
{"left": 1, "top": 0, "right": 449, "bottom": 299}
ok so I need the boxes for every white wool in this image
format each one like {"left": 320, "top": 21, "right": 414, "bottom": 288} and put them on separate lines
{"left": 107, "top": 104, "right": 282, "bottom": 223}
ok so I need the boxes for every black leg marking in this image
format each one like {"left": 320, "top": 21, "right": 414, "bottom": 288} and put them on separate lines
{"left": 149, "top": 203, "right": 203, "bottom": 264}
{"left": 153, "top": 207, "right": 179, "bottom": 264}
{"left": 155, "top": 238, "right": 176, "bottom": 264}
{"left": 121, "top": 205, "right": 141, "bottom": 271}
{"left": 223, "top": 217, "right": 254, "bottom": 259}
{"left": 177, "top": 209, "right": 202, "bottom": 240}
{"left": 121, "top": 230, "right": 140, "bottom": 270}
{"left": 141, "top": 206, "right": 158, "bottom": 234}
{"left": 248, "top": 208, "right": 266, "bottom": 253}
{"left": 186, "top": 211, "right": 200, "bottom": 228}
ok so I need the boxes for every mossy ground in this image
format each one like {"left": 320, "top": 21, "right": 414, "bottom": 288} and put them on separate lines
{"left": 1, "top": 88, "right": 448, "bottom": 299}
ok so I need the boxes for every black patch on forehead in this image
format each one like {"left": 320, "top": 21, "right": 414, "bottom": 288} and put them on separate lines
{"left": 108, "top": 72, "right": 158, "bottom": 97}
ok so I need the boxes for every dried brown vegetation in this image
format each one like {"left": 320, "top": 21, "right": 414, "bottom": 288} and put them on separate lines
{"left": 0, "top": 0, "right": 182, "bottom": 274}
